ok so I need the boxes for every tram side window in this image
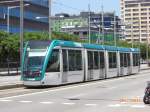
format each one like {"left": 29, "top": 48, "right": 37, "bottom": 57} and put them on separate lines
{"left": 133, "top": 53, "right": 138, "bottom": 66}
{"left": 76, "top": 50, "right": 82, "bottom": 70}
{"left": 120, "top": 53, "right": 124, "bottom": 67}
{"left": 127, "top": 53, "right": 130, "bottom": 66}
{"left": 133, "top": 53, "right": 139, "bottom": 66}
{"left": 68, "top": 50, "right": 82, "bottom": 71}
{"left": 62, "top": 50, "right": 68, "bottom": 72}
{"left": 109, "top": 52, "right": 117, "bottom": 68}
{"left": 46, "top": 49, "right": 60, "bottom": 72}
{"left": 94, "top": 52, "right": 99, "bottom": 69}
{"left": 88, "top": 51, "right": 94, "bottom": 70}
{"left": 100, "top": 52, "right": 105, "bottom": 68}
{"left": 68, "top": 50, "right": 75, "bottom": 71}
{"left": 124, "top": 53, "right": 127, "bottom": 67}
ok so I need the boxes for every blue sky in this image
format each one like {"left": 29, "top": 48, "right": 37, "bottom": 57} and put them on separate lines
{"left": 52, "top": 0, "right": 120, "bottom": 16}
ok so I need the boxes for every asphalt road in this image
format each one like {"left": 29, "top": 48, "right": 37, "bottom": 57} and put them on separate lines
{"left": 0, "top": 70, "right": 150, "bottom": 112}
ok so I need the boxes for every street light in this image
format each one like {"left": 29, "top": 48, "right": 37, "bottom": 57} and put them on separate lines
{"left": 35, "top": 16, "right": 48, "bottom": 19}
{"left": 7, "top": 4, "right": 30, "bottom": 33}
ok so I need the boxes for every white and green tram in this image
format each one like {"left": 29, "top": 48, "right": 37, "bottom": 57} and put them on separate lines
{"left": 22, "top": 40, "right": 140, "bottom": 86}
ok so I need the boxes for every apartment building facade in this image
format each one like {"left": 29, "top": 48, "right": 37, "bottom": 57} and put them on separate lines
{"left": 0, "top": 0, "right": 49, "bottom": 33}
{"left": 52, "top": 12, "right": 122, "bottom": 41}
{"left": 121, "top": 0, "right": 150, "bottom": 43}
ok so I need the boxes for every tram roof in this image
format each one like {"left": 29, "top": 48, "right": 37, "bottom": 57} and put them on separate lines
{"left": 117, "top": 47, "right": 131, "bottom": 52}
{"left": 55, "top": 40, "right": 83, "bottom": 48}
{"left": 130, "top": 48, "right": 140, "bottom": 53}
{"left": 104, "top": 45, "right": 118, "bottom": 51}
{"left": 83, "top": 43, "right": 104, "bottom": 50}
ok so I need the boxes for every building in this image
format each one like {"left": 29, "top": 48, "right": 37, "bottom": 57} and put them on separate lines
{"left": 120, "top": 0, "right": 150, "bottom": 43}
{"left": 0, "top": 0, "right": 49, "bottom": 33}
{"left": 52, "top": 12, "right": 122, "bottom": 41}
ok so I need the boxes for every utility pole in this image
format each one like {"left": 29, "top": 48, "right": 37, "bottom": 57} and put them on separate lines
{"left": 7, "top": 7, "right": 10, "bottom": 33}
{"left": 49, "top": 0, "right": 52, "bottom": 40}
{"left": 101, "top": 3, "right": 104, "bottom": 45}
{"left": 131, "top": 20, "right": 134, "bottom": 48}
{"left": 146, "top": 23, "right": 149, "bottom": 64}
{"left": 20, "top": 0, "right": 24, "bottom": 75}
{"left": 88, "top": 4, "right": 91, "bottom": 44}
{"left": 114, "top": 11, "right": 117, "bottom": 46}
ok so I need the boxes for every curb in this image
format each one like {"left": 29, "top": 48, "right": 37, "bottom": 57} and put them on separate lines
{"left": 0, "top": 84, "right": 23, "bottom": 90}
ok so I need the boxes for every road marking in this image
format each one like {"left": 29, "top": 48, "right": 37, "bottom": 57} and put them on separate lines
{"left": 62, "top": 102, "right": 75, "bottom": 105}
{"left": 108, "top": 104, "right": 121, "bottom": 107}
{"left": 0, "top": 77, "right": 124, "bottom": 100}
{"left": 0, "top": 71, "right": 149, "bottom": 100}
{"left": 0, "top": 99, "right": 12, "bottom": 102}
{"left": 19, "top": 101, "right": 32, "bottom": 103}
{"left": 85, "top": 104, "right": 97, "bottom": 106}
{"left": 130, "top": 104, "right": 145, "bottom": 108}
{"left": 40, "top": 101, "right": 54, "bottom": 104}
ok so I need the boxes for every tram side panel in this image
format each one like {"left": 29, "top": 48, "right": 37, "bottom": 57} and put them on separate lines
{"left": 106, "top": 51, "right": 118, "bottom": 78}
{"left": 119, "top": 52, "right": 131, "bottom": 76}
{"left": 131, "top": 53, "right": 140, "bottom": 74}
{"left": 84, "top": 49, "right": 106, "bottom": 81}
{"left": 61, "top": 48, "right": 84, "bottom": 84}
{"left": 117, "top": 51, "right": 121, "bottom": 77}
{"left": 44, "top": 49, "right": 62, "bottom": 85}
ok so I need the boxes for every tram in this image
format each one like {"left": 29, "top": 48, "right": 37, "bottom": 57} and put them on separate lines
{"left": 22, "top": 40, "right": 140, "bottom": 86}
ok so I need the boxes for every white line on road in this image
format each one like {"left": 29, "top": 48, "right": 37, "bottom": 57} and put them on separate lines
{"left": 0, "top": 99, "right": 12, "bottom": 102}
{"left": 130, "top": 104, "right": 146, "bottom": 108}
{"left": 40, "top": 101, "right": 54, "bottom": 104}
{"left": 19, "top": 101, "right": 32, "bottom": 103}
{"left": 108, "top": 104, "right": 121, "bottom": 107}
{"left": 0, "top": 71, "right": 149, "bottom": 100}
{"left": 0, "top": 78, "right": 124, "bottom": 100}
{"left": 85, "top": 104, "right": 97, "bottom": 106}
{"left": 62, "top": 102, "right": 75, "bottom": 105}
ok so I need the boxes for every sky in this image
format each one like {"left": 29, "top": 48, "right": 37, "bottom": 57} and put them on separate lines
{"left": 52, "top": 0, "right": 120, "bottom": 16}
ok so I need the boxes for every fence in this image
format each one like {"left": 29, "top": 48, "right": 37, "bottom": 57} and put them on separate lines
{"left": 0, "top": 61, "right": 20, "bottom": 75}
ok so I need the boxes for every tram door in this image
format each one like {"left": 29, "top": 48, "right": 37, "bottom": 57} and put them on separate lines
{"left": 87, "top": 51, "right": 94, "bottom": 80}
{"left": 99, "top": 52, "right": 105, "bottom": 79}
{"left": 120, "top": 53, "right": 124, "bottom": 76}
{"left": 127, "top": 53, "right": 131, "bottom": 75}
{"left": 62, "top": 49, "right": 68, "bottom": 83}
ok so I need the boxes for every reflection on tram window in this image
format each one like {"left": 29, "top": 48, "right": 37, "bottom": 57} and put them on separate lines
{"left": 109, "top": 52, "right": 117, "bottom": 68}
{"left": 88, "top": 51, "right": 94, "bottom": 70}
{"left": 68, "top": 50, "right": 82, "bottom": 71}
{"left": 94, "top": 52, "right": 99, "bottom": 69}
{"left": 46, "top": 49, "right": 60, "bottom": 72}
{"left": 100, "top": 52, "right": 105, "bottom": 68}
{"left": 62, "top": 50, "right": 68, "bottom": 72}
{"left": 133, "top": 53, "right": 139, "bottom": 66}
{"left": 120, "top": 53, "right": 124, "bottom": 67}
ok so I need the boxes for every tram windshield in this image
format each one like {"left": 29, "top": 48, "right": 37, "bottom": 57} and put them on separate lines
{"left": 23, "top": 41, "right": 50, "bottom": 78}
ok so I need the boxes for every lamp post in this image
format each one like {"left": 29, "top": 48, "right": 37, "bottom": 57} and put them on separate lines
{"left": 7, "top": 4, "right": 29, "bottom": 33}
{"left": 114, "top": 11, "right": 117, "bottom": 46}
{"left": 20, "top": 0, "right": 23, "bottom": 75}
{"left": 88, "top": 4, "right": 91, "bottom": 44}
{"left": 49, "top": 0, "right": 52, "bottom": 40}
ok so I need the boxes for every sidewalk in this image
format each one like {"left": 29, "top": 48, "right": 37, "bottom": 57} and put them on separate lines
{"left": 0, "top": 75, "right": 22, "bottom": 90}
{"left": 0, "top": 64, "right": 150, "bottom": 90}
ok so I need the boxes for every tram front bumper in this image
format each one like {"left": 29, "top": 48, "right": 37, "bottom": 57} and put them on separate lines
{"left": 23, "top": 80, "right": 43, "bottom": 87}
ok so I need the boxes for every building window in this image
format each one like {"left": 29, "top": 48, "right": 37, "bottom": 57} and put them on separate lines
{"left": 141, "top": 13, "right": 147, "bottom": 16}
{"left": 133, "top": 9, "right": 139, "bottom": 11}
{"left": 133, "top": 13, "right": 139, "bottom": 16}
{"left": 141, "top": 8, "right": 147, "bottom": 11}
